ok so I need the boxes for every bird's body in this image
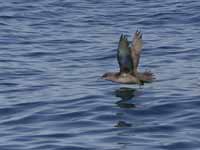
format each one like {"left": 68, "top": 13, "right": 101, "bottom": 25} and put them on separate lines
{"left": 102, "top": 31, "right": 154, "bottom": 85}
{"left": 102, "top": 72, "right": 141, "bottom": 84}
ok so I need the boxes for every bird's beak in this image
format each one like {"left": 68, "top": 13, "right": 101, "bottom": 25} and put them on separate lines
{"left": 101, "top": 74, "right": 107, "bottom": 79}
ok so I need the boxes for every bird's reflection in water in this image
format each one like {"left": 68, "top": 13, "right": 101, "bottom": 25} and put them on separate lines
{"left": 114, "top": 87, "right": 139, "bottom": 128}
{"left": 115, "top": 87, "right": 137, "bottom": 109}
{"left": 114, "top": 120, "right": 132, "bottom": 128}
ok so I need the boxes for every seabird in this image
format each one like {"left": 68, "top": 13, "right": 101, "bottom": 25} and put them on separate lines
{"left": 102, "top": 31, "right": 154, "bottom": 84}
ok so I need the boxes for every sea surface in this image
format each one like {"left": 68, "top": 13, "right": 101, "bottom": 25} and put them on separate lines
{"left": 0, "top": 0, "right": 200, "bottom": 150}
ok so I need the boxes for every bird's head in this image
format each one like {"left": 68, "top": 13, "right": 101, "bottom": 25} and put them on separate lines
{"left": 102, "top": 72, "right": 118, "bottom": 81}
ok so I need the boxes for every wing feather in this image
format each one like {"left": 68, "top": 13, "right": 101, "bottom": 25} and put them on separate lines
{"left": 117, "top": 34, "right": 134, "bottom": 73}
{"left": 131, "top": 31, "right": 143, "bottom": 73}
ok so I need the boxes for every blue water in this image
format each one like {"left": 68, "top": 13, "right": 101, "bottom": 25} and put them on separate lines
{"left": 0, "top": 0, "right": 200, "bottom": 149}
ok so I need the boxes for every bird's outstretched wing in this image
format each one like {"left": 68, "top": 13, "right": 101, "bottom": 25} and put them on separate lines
{"left": 117, "top": 34, "right": 133, "bottom": 73}
{"left": 131, "top": 31, "right": 143, "bottom": 73}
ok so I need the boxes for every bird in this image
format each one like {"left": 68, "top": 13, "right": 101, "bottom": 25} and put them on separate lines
{"left": 102, "top": 31, "right": 154, "bottom": 85}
